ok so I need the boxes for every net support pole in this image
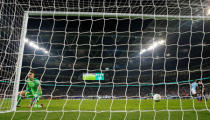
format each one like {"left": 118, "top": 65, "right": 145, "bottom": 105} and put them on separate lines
{"left": 11, "top": 12, "right": 29, "bottom": 112}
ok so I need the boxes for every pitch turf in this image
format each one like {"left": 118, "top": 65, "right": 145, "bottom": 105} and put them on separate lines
{"left": 0, "top": 99, "right": 210, "bottom": 120}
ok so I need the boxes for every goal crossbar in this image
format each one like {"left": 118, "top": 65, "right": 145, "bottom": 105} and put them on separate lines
{"left": 28, "top": 11, "right": 210, "bottom": 20}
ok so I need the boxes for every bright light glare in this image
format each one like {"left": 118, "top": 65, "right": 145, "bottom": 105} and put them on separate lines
{"left": 207, "top": 8, "right": 210, "bottom": 15}
{"left": 40, "top": 48, "right": 45, "bottom": 51}
{"left": 40, "top": 48, "right": 49, "bottom": 54}
{"left": 140, "top": 40, "right": 165, "bottom": 55}
{"left": 29, "top": 42, "right": 35, "bottom": 47}
{"left": 33, "top": 44, "right": 40, "bottom": 49}
{"left": 148, "top": 42, "right": 159, "bottom": 50}
{"left": 147, "top": 46, "right": 154, "bottom": 50}
{"left": 26, "top": 39, "right": 49, "bottom": 54}
{"left": 24, "top": 38, "right": 29, "bottom": 43}
{"left": 140, "top": 49, "right": 146, "bottom": 54}
{"left": 158, "top": 40, "right": 165, "bottom": 45}
{"left": 29, "top": 42, "right": 39, "bottom": 49}
{"left": 44, "top": 50, "right": 48, "bottom": 54}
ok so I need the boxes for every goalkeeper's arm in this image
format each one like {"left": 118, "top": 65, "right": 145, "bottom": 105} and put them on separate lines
{"left": 25, "top": 85, "right": 30, "bottom": 92}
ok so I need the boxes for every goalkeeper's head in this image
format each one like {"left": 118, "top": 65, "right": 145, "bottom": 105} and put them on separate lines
{"left": 28, "top": 70, "right": 35, "bottom": 80}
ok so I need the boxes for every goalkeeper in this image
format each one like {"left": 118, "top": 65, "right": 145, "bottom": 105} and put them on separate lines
{"left": 17, "top": 70, "right": 43, "bottom": 108}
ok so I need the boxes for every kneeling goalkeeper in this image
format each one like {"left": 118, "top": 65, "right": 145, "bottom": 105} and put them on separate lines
{"left": 17, "top": 70, "right": 43, "bottom": 108}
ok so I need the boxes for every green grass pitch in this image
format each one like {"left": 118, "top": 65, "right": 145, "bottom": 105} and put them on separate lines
{"left": 0, "top": 99, "right": 210, "bottom": 120}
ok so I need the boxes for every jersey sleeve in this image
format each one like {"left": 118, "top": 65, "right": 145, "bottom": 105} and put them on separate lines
{"left": 33, "top": 80, "right": 41, "bottom": 95}
{"left": 25, "top": 79, "right": 31, "bottom": 92}
{"left": 34, "top": 80, "right": 40, "bottom": 87}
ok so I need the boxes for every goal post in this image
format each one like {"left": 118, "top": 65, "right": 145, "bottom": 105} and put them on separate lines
{"left": 11, "top": 12, "right": 28, "bottom": 112}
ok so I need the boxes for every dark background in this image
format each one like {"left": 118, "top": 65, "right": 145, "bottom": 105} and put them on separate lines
{"left": 19, "top": 15, "right": 210, "bottom": 97}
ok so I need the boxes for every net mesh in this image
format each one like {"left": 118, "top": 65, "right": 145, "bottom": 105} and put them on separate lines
{"left": 0, "top": 0, "right": 210, "bottom": 119}
{"left": 0, "top": 0, "right": 24, "bottom": 112}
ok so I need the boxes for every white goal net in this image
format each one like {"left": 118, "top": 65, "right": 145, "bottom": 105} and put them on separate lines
{"left": 0, "top": 0, "right": 210, "bottom": 120}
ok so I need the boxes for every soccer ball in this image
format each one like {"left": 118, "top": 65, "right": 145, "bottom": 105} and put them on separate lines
{"left": 153, "top": 94, "right": 161, "bottom": 102}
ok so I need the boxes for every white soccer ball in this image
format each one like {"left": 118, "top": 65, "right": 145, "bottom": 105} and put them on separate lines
{"left": 153, "top": 94, "right": 161, "bottom": 102}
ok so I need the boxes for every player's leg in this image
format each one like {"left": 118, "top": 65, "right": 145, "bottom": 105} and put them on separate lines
{"left": 206, "top": 91, "right": 208, "bottom": 101}
{"left": 203, "top": 91, "right": 207, "bottom": 101}
{"left": 191, "top": 89, "right": 197, "bottom": 98}
{"left": 200, "top": 91, "right": 204, "bottom": 101}
{"left": 199, "top": 93, "right": 202, "bottom": 101}
{"left": 198, "top": 93, "right": 201, "bottom": 101}
{"left": 30, "top": 93, "right": 43, "bottom": 108}
{"left": 197, "top": 90, "right": 202, "bottom": 101}
{"left": 197, "top": 92, "right": 200, "bottom": 101}
{"left": 17, "top": 91, "right": 26, "bottom": 107}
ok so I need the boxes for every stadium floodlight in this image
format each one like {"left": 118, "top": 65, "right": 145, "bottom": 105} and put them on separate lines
{"left": 44, "top": 50, "right": 49, "bottom": 54}
{"left": 26, "top": 40, "right": 49, "bottom": 53}
{"left": 140, "top": 40, "right": 165, "bottom": 55}
{"left": 40, "top": 48, "right": 49, "bottom": 54}
{"left": 28, "top": 42, "right": 34, "bottom": 47}
{"left": 33, "top": 44, "right": 40, "bottom": 50}
{"left": 207, "top": 8, "right": 210, "bottom": 15}
{"left": 28, "top": 42, "right": 39, "bottom": 49}
{"left": 158, "top": 40, "right": 165, "bottom": 45}
{"left": 39, "top": 48, "right": 44, "bottom": 51}
{"left": 148, "top": 42, "right": 159, "bottom": 50}
{"left": 24, "top": 38, "right": 29, "bottom": 43}
{"left": 140, "top": 49, "right": 146, "bottom": 54}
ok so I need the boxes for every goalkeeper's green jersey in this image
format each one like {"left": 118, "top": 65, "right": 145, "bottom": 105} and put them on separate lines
{"left": 26, "top": 78, "right": 42, "bottom": 95}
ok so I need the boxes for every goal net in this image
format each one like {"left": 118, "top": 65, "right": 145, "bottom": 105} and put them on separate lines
{"left": 0, "top": 0, "right": 210, "bottom": 119}
{"left": 0, "top": 0, "right": 24, "bottom": 112}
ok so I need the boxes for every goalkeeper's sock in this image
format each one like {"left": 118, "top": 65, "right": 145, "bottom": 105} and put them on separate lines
{"left": 17, "top": 95, "right": 22, "bottom": 106}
